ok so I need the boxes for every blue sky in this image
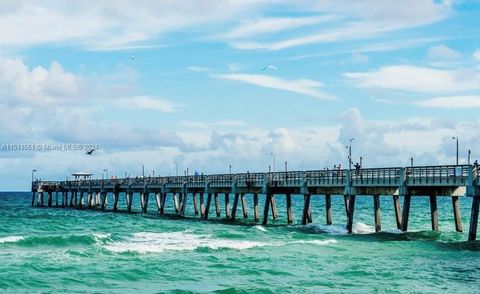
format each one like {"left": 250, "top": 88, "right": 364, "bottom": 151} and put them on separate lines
{"left": 1, "top": 0, "right": 480, "bottom": 190}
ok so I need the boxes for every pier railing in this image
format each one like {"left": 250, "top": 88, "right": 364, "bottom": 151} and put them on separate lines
{"left": 33, "top": 164, "right": 479, "bottom": 191}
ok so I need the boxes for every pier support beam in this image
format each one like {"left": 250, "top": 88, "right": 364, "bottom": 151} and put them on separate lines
{"left": 286, "top": 194, "right": 293, "bottom": 224}
{"left": 225, "top": 193, "right": 231, "bottom": 218}
{"left": 55, "top": 192, "right": 59, "bottom": 207}
{"left": 270, "top": 195, "right": 278, "bottom": 220}
{"left": 47, "top": 192, "right": 52, "bottom": 207}
{"left": 180, "top": 193, "right": 187, "bottom": 216}
{"left": 79, "top": 192, "right": 84, "bottom": 208}
{"left": 468, "top": 196, "right": 480, "bottom": 241}
{"left": 262, "top": 194, "right": 272, "bottom": 226}
{"left": 126, "top": 193, "right": 133, "bottom": 213}
{"left": 204, "top": 193, "right": 212, "bottom": 220}
{"left": 393, "top": 195, "right": 402, "bottom": 230}
{"left": 241, "top": 193, "right": 248, "bottom": 218}
{"left": 452, "top": 196, "right": 463, "bottom": 232}
{"left": 193, "top": 193, "right": 199, "bottom": 215}
{"left": 373, "top": 194, "right": 381, "bottom": 232}
{"left": 101, "top": 192, "right": 107, "bottom": 210}
{"left": 325, "top": 194, "right": 332, "bottom": 225}
{"left": 302, "top": 194, "right": 311, "bottom": 225}
{"left": 37, "top": 192, "right": 43, "bottom": 206}
{"left": 199, "top": 193, "right": 205, "bottom": 218}
{"left": 173, "top": 194, "right": 180, "bottom": 213}
{"left": 231, "top": 193, "right": 239, "bottom": 221}
{"left": 214, "top": 193, "right": 221, "bottom": 218}
{"left": 346, "top": 195, "right": 356, "bottom": 234}
{"left": 429, "top": 195, "right": 439, "bottom": 231}
{"left": 113, "top": 192, "right": 119, "bottom": 212}
{"left": 31, "top": 192, "right": 36, "bottom": 207}
{"left": 62, "top": 192, "right": 67, "bottom": 207}
{"left": 155, "top": 193, "right": 162, "bottom": 213}
{"left": 160, "top": 193, "right": 167, "bottom": 215}
{"left": 143, "top": 193, "right": 150, "bottom": 214}
{"left": 401, "top": 195, "right": 411, "bottom": 232}
{"left": 253, "top": 194, "right": 259, "bottom": 222}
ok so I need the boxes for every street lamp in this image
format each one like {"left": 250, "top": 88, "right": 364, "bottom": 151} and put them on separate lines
{"left": 468, "top": 149, "right": 471, "bottom": 165}
{"left": 174, "top": 160, "right": 178, "bottom": 177}
{"left": 270, "top": 152, "right": 276, "bottom": 172}
{"left": 452, "top": 136, "right": 459, "bottom": 165}
{"left": 345, "top": 138, "right": 354, "bottom": 170}
{"left": 31, "top": 169, "right": 37, "bottom": 183}
{"left": 103, "top": 168, "right": 108, "bottom": 179}
{"left": 229, "top": 165, "right": 232, "bottom": 174}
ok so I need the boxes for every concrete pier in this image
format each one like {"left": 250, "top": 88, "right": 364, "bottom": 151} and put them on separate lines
{"left": 31, "top": 164, "right": 480, "bottom": 241}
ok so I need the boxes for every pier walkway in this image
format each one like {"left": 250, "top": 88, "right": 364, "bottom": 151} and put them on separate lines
{"left": 32, "top": 164, "right": 480, "bottom": 241}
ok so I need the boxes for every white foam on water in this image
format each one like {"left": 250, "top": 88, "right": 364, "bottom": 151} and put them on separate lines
{"left": 290, "top": 239, "right": 338, "bottom": 245}
{"left": 0, "top": 236, "right": 24, "bottom": 243}
{"left": 309, "top": 222, "right": 375, "bottom": 235}
{"left": 104, "top": 231, "right": 274, "bottom": 253}
{"left": 253, "top": 225, "right": 267, "bottom": 232}
{"left": 93, "top": 233, "right": 111, "bottom": 239}
{"left": 352, "top": 222, "right": 375, "bottom": 234}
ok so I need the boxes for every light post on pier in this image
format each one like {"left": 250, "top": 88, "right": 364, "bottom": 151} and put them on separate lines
{"left": 229, "top": 165, "right": 232, "bottom": 174}
{"left": 346, "top": 138, "right": 354, "bottom": 170}
{"left": 31, "top": 169, "right": 37, "bottom": 184}
{"left": 103, "top": 169, "right": 108, "bottom": 179}
{"left": 270, "top": 152, "right": 276, "bottom": 172}
{"left": 285, "top": 161, "right": 288, "bottom": 172}
{"left": 468, "top": 149, "right": 471, "bottom": 165}
{"left": 411, "top": 157, "right": 414, "bottom": 167}
{"left": 452, "top": 136, "right": 459, "bottom": 165}
{"left": 174, "top": 160, "right": 178, "bottom": 177}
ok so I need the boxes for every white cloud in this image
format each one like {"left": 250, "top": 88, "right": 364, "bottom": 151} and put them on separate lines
{"left": 0, "top": 1, "right": 274, "bottom": 50}
{"left": 224, "top": 15, "right": 338, "bottom": 39}
{"left": 229, "top": 0, "right": 451, "bottom": 50}
{"left": 415, "top": 95, "right": 480, "bottom": 108}
{"left": 0, "top": 57, "right": 87, "bottom": 106}
{"left": 216, "top": 73, "right": 335, "bottom": 100}
{"left": 115, "top": 96, "right": 179, "bottom": 113}
{"left": 427, "top": 45, "right": 462, "bottom": 60}
{"left": 474, "top": 50, "right": 480, "bottom": 61}
{"left": 344, "top": 65, "right": 480, "bottom": 93}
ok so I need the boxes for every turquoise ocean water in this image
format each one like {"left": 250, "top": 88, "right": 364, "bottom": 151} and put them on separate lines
{"left": 0, "top": 192, "right": 479, "bottom": 293}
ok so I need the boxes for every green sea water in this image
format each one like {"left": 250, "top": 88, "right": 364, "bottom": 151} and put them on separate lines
{"left": 0, "top": 192, "right": 479, "bottom": 293}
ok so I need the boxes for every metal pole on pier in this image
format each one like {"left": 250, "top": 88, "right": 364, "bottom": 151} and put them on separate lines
{"left": 270, "top": 152, "right": 276, "bottom": 172}
{"left": 452, "top": 136, "right": 459, "bottom": 165}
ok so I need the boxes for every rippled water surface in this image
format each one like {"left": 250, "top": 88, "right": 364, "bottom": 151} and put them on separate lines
{"left": 1, "top": 192, "right": 479, "bottom": 293}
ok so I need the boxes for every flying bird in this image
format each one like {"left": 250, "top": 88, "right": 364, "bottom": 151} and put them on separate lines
{"left": 86, "top": 149, "right": 95, "bottom": 155}
{"left": 262, "top": 65, "right": 277, "bottom": 71}
{"left": 131, "top": 55, "right": 135, "bottom": 60}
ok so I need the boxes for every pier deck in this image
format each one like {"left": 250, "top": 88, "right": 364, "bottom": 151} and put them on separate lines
{"left": 32, "top": 164, "right": 480, "bottom": 241}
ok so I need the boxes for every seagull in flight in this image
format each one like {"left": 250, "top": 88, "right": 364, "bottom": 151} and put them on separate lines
{"left": 86, "top": 149, "right": 95, "bottom": 155}
{"left": 262, "top": 65, "right": 277, "bottom": 71}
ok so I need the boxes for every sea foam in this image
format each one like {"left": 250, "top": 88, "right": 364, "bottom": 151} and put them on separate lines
{"left": 104, "top": 231, "right": 273, "bottom": 253}
{"left": 309, "top": 222, "right": 376, "bottom": 235}
{"left": 0, "top": 236, "right": 24, "bottom": 243}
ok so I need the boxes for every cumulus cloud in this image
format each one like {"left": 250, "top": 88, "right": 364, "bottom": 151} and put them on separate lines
{"left": 0, "top": 58, "right": 87, "bottom": 106}
{"left": 344, "top": 65, "right": 480, "bottom": 93}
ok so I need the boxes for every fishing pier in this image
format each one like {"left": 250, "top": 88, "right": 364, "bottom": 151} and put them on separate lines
{"left": 32, "top": 164, "right": 480, "bottom": 241}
